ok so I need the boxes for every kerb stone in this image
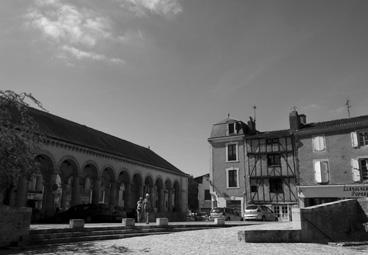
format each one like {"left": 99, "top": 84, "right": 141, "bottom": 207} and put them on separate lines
{"left": 122, "top": 218, "right": 135, "bottom": 227}
{"left": 156, "top": 218, "right": 169, "bottom": 226}
{"left": 69, "top": 219, "right": 85, "bottom": 229}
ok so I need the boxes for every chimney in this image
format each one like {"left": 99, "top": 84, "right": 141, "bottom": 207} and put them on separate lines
{"left": 289, "top": 110, "right": 300, "bottom": 131}
{"left": 247, "top": 116, "right": 256, "bottom": 133}
{"left": 299, "top": 114, "right": 307, "bottom": 126}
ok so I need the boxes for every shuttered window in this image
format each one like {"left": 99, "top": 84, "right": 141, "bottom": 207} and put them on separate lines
{"left": 312, "top": 136, "right": 326, "bottom": 152}
{"left": 351, "top": 158, "right": 360, "bottom": 182}
{"left": 361, "top": 159, "right": 368, "bottom": 181}
{"left": 314, "top": 160, "right": 329, "bottom": 184}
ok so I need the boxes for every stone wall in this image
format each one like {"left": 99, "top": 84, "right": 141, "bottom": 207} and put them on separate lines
{"left": 0, "top": 206, "right": 32, "bottom": 247}
{"left": 300, "top": 199, "right": 368, "bottom": 243}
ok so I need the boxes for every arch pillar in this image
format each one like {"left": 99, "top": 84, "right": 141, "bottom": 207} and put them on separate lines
{"left": 92, "top": 178, "right": 101, "bottom": 204}
{"left": 15, "top": 176, "right": 28, "bottom": 207}
{"left": 42, "top": 172, "right": 57, "bottom": 217}
{"left": 71, "top": 175, "right": 80, "bottom": 206}
{"left": 110, "top": 181, "right": 117, "bottom": 207}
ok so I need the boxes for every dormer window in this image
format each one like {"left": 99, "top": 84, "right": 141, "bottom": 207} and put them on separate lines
{"left": 228, "top": 123, "right": 235, "bottom": 135}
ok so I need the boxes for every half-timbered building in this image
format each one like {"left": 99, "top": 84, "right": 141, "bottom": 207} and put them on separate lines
{"left": 245, "top": 130, "right": 298, "bottom": 221}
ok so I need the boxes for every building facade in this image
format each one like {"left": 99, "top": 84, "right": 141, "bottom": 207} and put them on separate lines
{"left": 208, "top": 117, "right": 256, "bottom": 213}
{"left": 194, "top": 173, "right": 211, "bottom": 213}
{"left": 293, "top": 111, "right": 368, "bottom": 207}
{"left": 245, "top": 131, "right": 298, "bottom": 220}
{"left": 209, "top": 111, "right": 368, "bottom": 218}
{"left": 4, "top": 108, "right": 188, "bottom": 221}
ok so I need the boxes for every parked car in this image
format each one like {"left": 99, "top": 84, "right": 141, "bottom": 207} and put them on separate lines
{"left": 209, "top": 207, "right": 242, "bottom": 221}
{"left": 243, "top": 205, "right": 278, "bottom": 221}
{"left": 53, "top": 204, "right": 125, "bottom": 223}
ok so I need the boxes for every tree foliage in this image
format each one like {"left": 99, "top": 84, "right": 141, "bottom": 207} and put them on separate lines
{"left": 0, "top": 90, "right": 45, "bottom": 193}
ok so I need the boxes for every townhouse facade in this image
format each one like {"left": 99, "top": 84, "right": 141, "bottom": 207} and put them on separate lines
{"left": 208, "top": 117, "right": 256, "bottom": 214}
{"left": 209, "top": 110, "right": 368, "bottom": 220}
{"left": 293, "top": 111, "right": 368, "bottom": 207}
{"left": 194, "top": 173, "right": 211, "bottom": 213}
{"left": 246, "top": 130, "right": 298, "bottom": 220}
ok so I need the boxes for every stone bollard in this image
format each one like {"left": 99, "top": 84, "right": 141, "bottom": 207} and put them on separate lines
{"left": 122, "top": 218, "right": 135, "bottom": 227}
{"left": 69, "top": 219, "right": 85, "bottom": 229}
{"left": 214, "top": 218, "right": 225, "bottom": 225}
{"left": 156, "top": 218, "right": 169, "bottom": 226}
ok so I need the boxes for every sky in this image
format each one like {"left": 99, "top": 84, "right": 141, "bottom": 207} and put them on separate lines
{"left": 1, "top": 0, "right": 368, "bottom": 177}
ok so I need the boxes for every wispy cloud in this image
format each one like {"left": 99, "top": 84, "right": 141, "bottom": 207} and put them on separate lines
{"left": 58, "top": 45, "right": 125, "bottom": 64}
{"left": 116, "top": 0, "right": 182, "bottom": 17}
{"left": 25, "top": 0, "right": 125, "bottom": 64}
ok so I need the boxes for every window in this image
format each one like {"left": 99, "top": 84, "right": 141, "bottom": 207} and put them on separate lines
{"left": 226, "top": 143, "right": 238, "bottom": 161}
{"left": 267, "top": 154, "right": 281, "bottom": 167}
{"left": 266, "top": 138, "right": 278, "bottom": 145}
{"left": 204, "top": 189, "right": 211, "bottom": 200}
{"left": 226, "top": 168, "right": 239, "bottom": 188}
{"left": 312, "top": 136, "right": 326, "bottom": 152}
{"left": 360, "top": 159, "right": 368, "bottom": 181}
{"left": 314, "top": 160, "right": 329, "bottom": 184}
{"left": 359, "top": 132, "right": 368, "bottom": 146}
{"left": 228, "top": 123, "right": 235, "bottom": 135}
{"left": 351, "top": 131, "right": 368, "bottom": 148}
{"left": 250, "top": 185, "right": 258, "bottom": 192}
{"left": 269, "top": 178, "right": 283, "bottom": 193}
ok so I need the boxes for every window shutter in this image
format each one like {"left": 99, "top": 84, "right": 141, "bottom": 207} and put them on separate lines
{"left": 314, "top": 161, "right": 322, "bottom": 183}
{"left": 351, "top": 158, "right": 361, "bottom": 182}
{"left": 312, "top": 137, "right": 318, "bottom": 151}
{"left": 320, "top": 136, "right": 326, "bottom": 151}
{"left": 351, "top": 132, "right": 358, "bottom": 148}
{"left": 320, "top": 161, "right": 329, "bottom": 183}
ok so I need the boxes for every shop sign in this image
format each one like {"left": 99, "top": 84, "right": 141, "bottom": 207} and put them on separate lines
{"left": 298, "top": 184, "right": 368, "bottom": 198}
{"left": 343, "top": 185, "right": 368, "bottom": 197}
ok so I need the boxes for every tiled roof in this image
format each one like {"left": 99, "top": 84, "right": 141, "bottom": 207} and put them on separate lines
{"left": 29, "top": 108, "right": 186, "bottom": 176}
{"left": 246, "top": 129, "right": 291, "bottom": 139}
{"left": 298, "top": 114, "right": 368, "bottom": 135}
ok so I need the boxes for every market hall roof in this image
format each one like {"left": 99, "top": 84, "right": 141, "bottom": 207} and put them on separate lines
{"left": 29, "top": 108, "right": 187, "bottom": 176}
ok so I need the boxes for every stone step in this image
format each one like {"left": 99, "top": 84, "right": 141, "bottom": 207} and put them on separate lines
{"left": 30, "top": 231, "right": 172, "bottom": 245}
{"left": 30, "top": 227, "right": 169, "bottom": 240}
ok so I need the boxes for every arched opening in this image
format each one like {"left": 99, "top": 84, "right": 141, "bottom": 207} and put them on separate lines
{"left": 101, "top": 168, "right": 115, "bottom": 206}
{"left": 144, "top": 176, "right": 153, "bottom": 196}
{"left": 33, "top": 154, "right": 55, "bottom": 217}
{"left": 155, "top": 178, "right": 163, "bottom": 212}
{"left": 132, "top": 174, "right": 142, "bottom": 207}
{"left": 59, "top": 159, "right": 79, "bottom": 210}
{"left": 117, "top": 171, "right": 130, "bottom": 210}
{"left": 82, "top": 163, "right": 98, "bottom": 204}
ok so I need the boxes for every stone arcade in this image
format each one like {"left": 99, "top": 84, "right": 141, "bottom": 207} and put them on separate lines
{"left": 4, "top": 108, "right": 188, "bottom": 221}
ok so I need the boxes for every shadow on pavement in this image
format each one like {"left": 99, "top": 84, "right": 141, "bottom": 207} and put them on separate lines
{"left": 1, "top": 242, "right": 130, "bottom": 255}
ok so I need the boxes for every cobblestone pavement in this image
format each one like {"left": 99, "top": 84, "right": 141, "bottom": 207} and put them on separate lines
{"left": 4, "top": 224, "right": 368, "bottom": 255}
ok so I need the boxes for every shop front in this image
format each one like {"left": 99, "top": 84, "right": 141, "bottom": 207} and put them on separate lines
{"left": 297, "top": 184, "right": 368, "bottom": 207}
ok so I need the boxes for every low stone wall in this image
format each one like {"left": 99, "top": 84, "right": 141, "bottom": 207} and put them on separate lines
{"left": 238, "top": 199, "right": 368, "bottom": 244}
{"left": 300, "top": 199, "right": 368, "bottom": 243}
{"left": 0, "top": 206, "right": 32, "bottom": 247}
{"left": 238, "top": 230, "right": 301, "bottom": 243}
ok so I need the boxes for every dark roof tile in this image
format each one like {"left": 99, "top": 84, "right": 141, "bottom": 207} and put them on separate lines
{"left": 29, "top": 108, "right": 186, "bottom": 176}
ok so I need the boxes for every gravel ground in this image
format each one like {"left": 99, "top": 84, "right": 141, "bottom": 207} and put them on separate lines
{"left": 3, "top": 226, "right": 368, "bottom": 255}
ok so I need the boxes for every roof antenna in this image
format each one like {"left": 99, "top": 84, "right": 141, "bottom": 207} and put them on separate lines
{"left": 253, "top": 105, "right": 257, "bottom": 123}
{"left": 345, "top": 99, "right": 351, "bottom": 118}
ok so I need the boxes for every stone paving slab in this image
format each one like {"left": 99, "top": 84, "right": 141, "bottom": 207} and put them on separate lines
{"left": 4, "top": 224, "right": 367, "bottom": 255}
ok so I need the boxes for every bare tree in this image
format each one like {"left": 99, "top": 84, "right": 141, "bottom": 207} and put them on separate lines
{"left": 0, "top": 90, "right": 45, "bottom": 205}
